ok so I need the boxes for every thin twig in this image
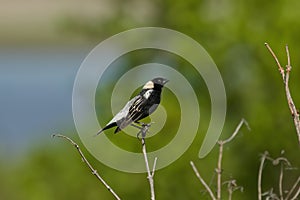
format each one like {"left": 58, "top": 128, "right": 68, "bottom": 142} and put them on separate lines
{"left": 52, "top": 134, "right": 121, "bottom": 200}
{"left": 222, "top": 118, "right": 250, "bottom": 144}
{"left": 223, "top": 180, "right": 243, "bottom": 200}
{"left": 265, "top": 43, "right": 285, "bottom": 82}
{"left": 262, "top": 188, "right": 280, "bottom": 200}
{"left": 285, "top": 176, "right": 300, "bottom": 200}
{"left": 290, "top": 185, "right": 300, "bottom": 200}
{"left": 279, "top": 162, "right": 284, "bottom": 200}
{"left": 216, "top": 119, "right": 249, "bottom": 199}
{"left": 260, "top": 151, "right": 299, "bottom": 200}
{"left": 227, "top": 182, "right": 233, "bottom": 200}
{"left": 286, "top": 45, "right": 291, "bottom": 68}
{"left": 140, "top": 124, "right": 156, "bottom": 200}
{"left": 190, "top": 161, "right": 217, "bottom": 200}
{"left": 265, "top": 43, "right": 300, "bottom": 199}
{"left": 284, "top": 45, "right": 300, "bottom": 145}
{"left": 258, "top": 151, "right": 269, "bottom": 200}
{"left": 151, "top": 157, "right": 158, "bottom": 177}
{"left": 265, "top": 43, "right": 300, "bottom": 145}
{"left": 272, "top": 157, "right": 291, "bottom": 167}
{"left": 142, "top": 138, "right": 155, "bottom": 200}
{"left": 216, "top": 142, "right": 223, "bottom": 200}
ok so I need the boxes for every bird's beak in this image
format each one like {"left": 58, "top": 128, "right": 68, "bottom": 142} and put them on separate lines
{"left": 162, "top": 79, "right": 169, "bottom": 85}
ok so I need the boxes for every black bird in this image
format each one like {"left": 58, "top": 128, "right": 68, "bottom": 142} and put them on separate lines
{"left": 97, "top": 77, "right": 169, "bottom": 134}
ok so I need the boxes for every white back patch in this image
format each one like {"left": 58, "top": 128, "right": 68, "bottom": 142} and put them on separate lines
{"left": 143, "top": 81, "right": 154, "bottom": 89}
{"left": 143, "top": 89, "right": 153, "bottom": 99}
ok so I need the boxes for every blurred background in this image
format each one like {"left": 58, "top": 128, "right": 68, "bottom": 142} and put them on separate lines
{"left": 1, "top": 0, "right": 299, "bottom": 199}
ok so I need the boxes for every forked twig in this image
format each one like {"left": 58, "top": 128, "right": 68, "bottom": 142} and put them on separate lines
{"left": 265, "top": 43, "right": 300, "bottom": 145}
{"left": 264, "top": 43, "right": 300, "bottom": 200}
{"left": 258, "top": 150, "right": 299, "bottom": 200}
{"left": 216, "top": 118, "right": 249, "bottom": 199}
{"left": 223, "top": 179, "right": 243, "bottom": 200}
{"left": 52, "top": 134, "right": 121, "bottom": 200}
{"left": 139, "top": 124, "right": 157, "bottom": 200}
{"left": 191, "top": 119, "right": 249, "bottom": 200}
{"left": 265, "top": 43, "right": 285, "bottom": 82}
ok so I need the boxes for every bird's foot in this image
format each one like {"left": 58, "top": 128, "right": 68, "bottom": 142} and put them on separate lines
{"left": 132, "top": 122, "right": 153, "bottom": 140}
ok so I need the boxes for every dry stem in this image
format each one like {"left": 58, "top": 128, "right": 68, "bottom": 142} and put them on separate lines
{"left": 216, "top": 142, "right": 223, "bottom": 200}
{"left": 279, "top": 162, "right": 284, "bottom": 200}
{"left": 223, "top": 180, "right": 243, "bottom": 200}
{"left": 258, "top": 150, "right": 299, "bottom": 200}
{"left": 140, "top": 124, "right": 157, "bottom": 200}
{"left": 190, "top": 161, "right": 216, "bottom": 200}
{"left": 258, "top": 151, "right": 269, "bottom": 200}
{"left": 216, "top": 118, "right": 249, "bottom": 199}
{"left": 264, "top": 43, "right": 300, "bottom": 200}
{"left": 290, "top": 184, "right": 300, "bottom": 200}
{"left": 265, "top": 43, "right": 300, "bottom": 144}
{"left": 191, "top": 119, "right": 248, "bottom": 200}
{"left": 52, "top": 134, "right": 121, "bottom": 200}
{"left": 285, "top": 176, "right": 300, "bottom": 200}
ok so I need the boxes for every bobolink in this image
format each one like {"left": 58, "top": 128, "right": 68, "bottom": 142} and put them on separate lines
{"left": 96, "top": 77, "right": 169, "bottom": 134}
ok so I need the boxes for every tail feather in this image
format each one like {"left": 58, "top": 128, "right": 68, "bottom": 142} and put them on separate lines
{"left": 114, "top": 127, "right": 122, "bottom": 134}
{"left": 95, "top": 122, "right": 117, "bottom": 136}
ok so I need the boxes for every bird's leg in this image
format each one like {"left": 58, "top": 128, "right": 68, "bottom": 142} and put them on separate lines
{"left": 130, "top": 123, "right": 143, "bottom": 140}
{"left": 134, "top": 121, "right": 147, "bottom": 126}
{"left": 139, "top": 122, "right": 152, "bottom": 139}
{"left": 131, "top": 122, "right": 153, "bottom": 139}
{"left": 131, "top": 121, "right": 150, "bottom": 129}
{"left": 131, "top": 123, "right": 142, "bottom": 130}
{"left": 136, "top": 131, "right": 142, "bottom": 140}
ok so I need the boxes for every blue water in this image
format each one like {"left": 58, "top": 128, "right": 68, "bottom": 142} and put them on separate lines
{"left": 0, "top": 46, "right": 91, "bottom": 156}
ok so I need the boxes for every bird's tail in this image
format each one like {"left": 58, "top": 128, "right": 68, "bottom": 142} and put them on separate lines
{"left": 95, "top": 129, "right": 104, "bottom": 136}
{"left": 94, "top": 122, "right": 117, "bottom": 136}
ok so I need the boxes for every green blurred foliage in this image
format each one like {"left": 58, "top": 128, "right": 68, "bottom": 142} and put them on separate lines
{"left": 2, "top": 0, "right": 300, "bottom": 199}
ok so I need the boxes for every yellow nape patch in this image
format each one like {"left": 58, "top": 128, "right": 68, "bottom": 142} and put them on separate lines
{"left": 143, "top": 81, "right": 154, "bottom": 89}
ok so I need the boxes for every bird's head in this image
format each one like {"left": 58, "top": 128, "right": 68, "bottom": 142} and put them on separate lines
{"left": 143, "top": 77, "right": 169, "bottom": 90}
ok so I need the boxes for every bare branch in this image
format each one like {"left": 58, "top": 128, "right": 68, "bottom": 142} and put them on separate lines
{"left": 52, "top": 134, "right": 121, "bottom": 200}
{"left": 258, "top": 151, "right": 269, "bottom": 200}
{"left": 223, "top": 180, "right": 243, "bottom": 200}
{"left": 262, "top": 188, "right": 280, "bottom": 200}
{"left": 222, "top": 118, "right": 250, "bottom": 144}
{"left": 284, "top": 45, "right": 300, "bottom": 145}
{"left": 216, "top": 142, "right": 223, "bottom": 200}
{"left": 264, "top": 43, "right": 300, "bottom": 200}
{"left": 259, "top": 151, "right": 299, "bottom": 200}
{"left": 190, "top": 161, "right": 216, "bottom": 200}
{"left": 278, "top": 150, "right": 289, "bottom": 200}
{"left": 216, "top": 119, "right": 249, "bottom": 199}
{"left": 151, "top": 157, "right": 158, "bottom": 177}
{"left": 265, "top": 43, "right": 300, "bottom": 144}
{"left": 265, "top": 43, "right": 285, "bottom": 82}
{"left": 290, "top": 185, "right": 300, "bottom": 200}
{"left": 286, "top": 44, "right": 291, "bottom": 68}
{"left": 227, "top": 182, "right": 233, "bottom": 200}
{"left": 140, "top": 124, "right": 156, "bottom": 200}
{"left": 285, "top": 176, "right": 300, "bottom": 200}
{"left": 272, "top": 157, "right": 291, "bottom": 167}
{"left": 191, "top": 119, "right": 248, "bottom": 199}
{"left": 279, "top": 162, "right": 284, "bottom": 200}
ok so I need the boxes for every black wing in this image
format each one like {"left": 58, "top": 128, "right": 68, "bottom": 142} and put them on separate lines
{"left": 96, "top": 96, "right": 140, "bottom": 135}
{"left": 117, "top": 95, "right": 148, "bottom": 131}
